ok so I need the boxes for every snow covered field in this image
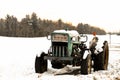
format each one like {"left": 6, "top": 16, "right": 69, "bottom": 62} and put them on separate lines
{"left": 0, "top": 34, "right": 120, "bottom": 80}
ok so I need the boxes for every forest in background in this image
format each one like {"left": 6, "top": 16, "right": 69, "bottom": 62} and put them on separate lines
{"left": 0, "top": 12, "right": 106, "bottom": 37}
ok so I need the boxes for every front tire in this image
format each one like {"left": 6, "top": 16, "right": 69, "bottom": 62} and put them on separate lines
{"left": 35, "top": 52, "right": 48, "bottom": 73}
{"left": 51, "top": 60, "right": 64, "bottom": 69}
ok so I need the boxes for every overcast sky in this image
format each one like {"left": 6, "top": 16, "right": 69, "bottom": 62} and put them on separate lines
{"left": 0, "top": 0, "right": 120, "bottom": 32}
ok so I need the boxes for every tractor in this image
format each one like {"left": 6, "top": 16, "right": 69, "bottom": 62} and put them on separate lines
{"left": 35, "top": 30, "right": 109, "bottom": 75}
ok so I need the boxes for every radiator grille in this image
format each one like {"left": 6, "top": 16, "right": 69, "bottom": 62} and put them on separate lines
{"left": 52, "top": 42, "right": 67, "bottom": 57}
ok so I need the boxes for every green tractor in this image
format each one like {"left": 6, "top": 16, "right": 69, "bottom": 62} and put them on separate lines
{"left": 35, "top": 30, "right": 109, "bottom": 75}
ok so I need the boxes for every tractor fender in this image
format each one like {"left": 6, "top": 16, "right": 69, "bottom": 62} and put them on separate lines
{"left": 94, "top": 47, "right": 103, "bottom": 55}
{"left": 83, "top": 50, "right": 90, "bottom": 59}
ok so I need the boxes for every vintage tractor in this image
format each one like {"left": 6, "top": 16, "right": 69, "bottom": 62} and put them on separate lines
{"left": 35, "top": 30, "right": 109, "bottom": 75}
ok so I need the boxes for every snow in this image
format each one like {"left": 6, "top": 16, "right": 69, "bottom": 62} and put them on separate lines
{"left": 0, "top": 35, "right": 120, "bottom": 80}
{"left": 53, "top": 30, "right": 80, "bottom": 37}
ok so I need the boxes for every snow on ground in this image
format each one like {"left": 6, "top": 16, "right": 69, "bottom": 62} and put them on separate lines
{"left": 0, "top": 35, "right": 120, "bottom": 80}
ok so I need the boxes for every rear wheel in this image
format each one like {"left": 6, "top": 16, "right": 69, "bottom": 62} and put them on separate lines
{"left": 103, "top": 41, "right": 109, "bottom": 70}
{"left": 35, "top": 52, "right": 48, "bottom": 73}
{"left": 81, "top": 54, "right": 92, "bottom": 75}
{"left": 94, "top": 41, "right": 109, "bottom": 71}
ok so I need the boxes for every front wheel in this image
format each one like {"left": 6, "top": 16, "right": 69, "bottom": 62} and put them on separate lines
{"left": 81, "top": 54, "right": 92, "bottom": 75}
{"left": 35, "top": 52, "right": 48, "bottom": 73}
{"left": 51, "top": 60, "right": 64, "bottom": 69}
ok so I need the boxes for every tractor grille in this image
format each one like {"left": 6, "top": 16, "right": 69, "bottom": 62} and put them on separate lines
{"left": 52, "top": 42, "right": 68, "bottom": 57}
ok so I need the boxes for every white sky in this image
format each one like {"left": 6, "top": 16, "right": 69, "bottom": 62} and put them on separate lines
{"left": 0, "top": 0, "right": 120, "bottom": 32}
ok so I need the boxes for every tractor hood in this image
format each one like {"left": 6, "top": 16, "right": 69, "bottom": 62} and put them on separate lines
{"left": 53, "top": 30, "right": 80, "bottom": 38}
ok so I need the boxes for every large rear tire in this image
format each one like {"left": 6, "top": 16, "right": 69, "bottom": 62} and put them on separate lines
{"left": 81, "top": 54, "right": 92, "bottom": 75}
{"left": 103, "top": 41, "right": 109, "bottom": 70}
{"left": 94, "top": 41, "right": 109, "bottom": 71}
{"left": 35, "top": 52, "right": 48, "bottom": 73}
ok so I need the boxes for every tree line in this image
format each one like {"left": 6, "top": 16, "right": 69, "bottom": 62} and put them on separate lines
{"left": 0, "top": 12, "right": 106, "bottom": 37}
